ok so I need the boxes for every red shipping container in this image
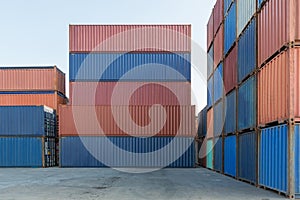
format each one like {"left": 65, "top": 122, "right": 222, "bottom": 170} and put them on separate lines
{"left": 258, "top": 0, "right": 300, "bottom": 66}
{"left": 214, "top": 24, "right": 224, "bottom": 68}
{"left": 69, "top": 25, "right": 191, "bottom": 53}
{"left": 213, "top": 0, "right": 224, "bottom": 36}
{"left": 223, "top": 45, "right": 237, "bottom": 94}
{"left": 207, "top": 107, "right": 214, "bottom": 139}
{"left": 207, "top": 12, "right": 214, "bottom": 49}
{"left": 59, "top": 105, "right": 196, "bottom": 137}
{"left": 258, "top": 47, "right": 300, "bottom": 125}
{"left": 69, "top": 82, "right": 191, "bottom": 106}
{"left": 0, "top": 66, "right": 65, "bottom": 94}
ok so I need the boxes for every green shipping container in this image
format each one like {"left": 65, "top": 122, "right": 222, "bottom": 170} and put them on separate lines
{"left": 206, "top": 139, "right": 213, "bottom": 169}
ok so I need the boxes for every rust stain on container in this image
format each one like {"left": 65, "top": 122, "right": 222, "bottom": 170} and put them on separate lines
{"left": 207, "top": 107, "right": 214, "bottom": 139}
{"left": 207, "top": 12, "right": 214, "bottom": 49}
{"left": 224, "top": 45, "right": 237, "bottom": 94}
{"left": 214, "top": 24, "right": 224, "bottom": 68}
{"left": 213, "top": 0, "right": 224, "bottom": 37}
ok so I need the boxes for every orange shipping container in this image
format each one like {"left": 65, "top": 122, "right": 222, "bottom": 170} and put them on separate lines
{"left": 0, "top": 66, "right": 66, "bottom": 94}
{"left": 207, "top": 107, "right": 214, "bottom": 139}
{"left": 214, "top": 24, "right": 224, "bottom": 68}
{"left": 59, "top": 105, "right": 196, "bottom": 137}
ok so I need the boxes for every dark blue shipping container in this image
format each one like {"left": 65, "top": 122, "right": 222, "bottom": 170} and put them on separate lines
{"left": 295, "top": 125, "right": 300, "bottom": 196}
{"left": 224, "top": 1, "right": 236, "bottom": 55}
{"left": 224, "top": 135, "right": 236, "bottom": 177}
{"left": 258, "top": 0, "right": 265, "bottom": 8}
{"left": 213, "top": 138, "right": 223, "bottom": 172}
{"left": 207, "top": 76, "right": 213, "bottom": 108}
{"left": 214, "top": 100, "right": 223, "bottom": 137}
{"left": 238, "top": 75, "right": 256, "bottom": 131}
{"left": 224, "top": 90, "right": 236, "bottom": 134}
{"left": 238, "top": 19, "right": 256, "bottom": 82}
{"left": 69, "top": 53, "right": 191, "bottom": 82}
{"left": 259, "top": 125, "right": 288, "bottom": 193}
{"left": 224, "top": 0, "right": 234, "bottom": 15}
{"left": 198, "top": 107, "right": 207, "bottom": 137}
{"left": 214, "top": 63, "right": 223, "bottom": 104}
{"left": 60, "top": 137, "right": 195, "bottom": 168}
{"left": 0, "top": 106, "right": 56, "bottom": 137}
{"left": 207, "top": 45, "right": 214, "bottom": 78}
{"left": 238, "top": 131, "right": 256, "bottom": 183}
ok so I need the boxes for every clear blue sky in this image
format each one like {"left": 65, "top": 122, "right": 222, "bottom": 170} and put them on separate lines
{"left": 0, "top": 0, "right": 216, "bottom": 111}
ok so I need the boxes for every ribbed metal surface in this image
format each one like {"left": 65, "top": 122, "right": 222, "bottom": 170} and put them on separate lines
{"left": 207, "top": 76, "right": 213, "bottom": 108}
{"left": 224, "top": 45, "right": 237, "bottom": 94}
{"left": 207, "top": 13, "right": 214, "bottom": 49}
{"left": 207, "top": 108, "right": 214, "bottom": 139}
{"left": 213, "top": 138, "right": 223, "bottom": 171}
{"left": 238, "top": 131, "right": 256, "bottom": 183}
{"left": 213, "top": 0, "right": 224, "bottom": 36}
{"left": 258, "top": 0, "right": 265, "bottom": 8}
{"left": 224, "top": 1, "right": 236, "bottom": 55}
{"left": 238, "top": 19, "right": 256, "bottom": 83}
{"left": 207, "top": 45, "right": 214, "bottom": 78}
{"left": 224, "top": 90, "right": 236, "bottom": 134}
{"left": 197, "top": 107, "right": 207, "bottom": 137}
{"left": 224, "top": 0, "right": 233, "bottom": 15}
{"left": 60, "top": 136, "right": 195, "bottom": 167}
{"left": 214, "top": 25, "right": 224, "bottom": 68}
{"left": 214, "top": 63, "right": 223, "bottom": 104}
{"left": 295, "top": 125, "right": 300, "bottom": 195}
{"left": 237, "top": 0, "right": 256, "bottom": 36}
{"left": 259, "top": 125, "right": 288, "bottom": 193}
{"left": 238, "top": 75, "right": 256, "bottom": 131}
{"left": 224, "top": 135, "right": 236, "bottom": 177}
{"left": 69, "top": 53, "right": 191, "bottom": 82}
{"left": 206, "top": 139, "right": 213, "bottom": 169}
{"left": 214, "top": 101, "right": 223, "bottom": 137}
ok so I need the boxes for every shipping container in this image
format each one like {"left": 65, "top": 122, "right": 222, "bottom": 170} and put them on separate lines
{"left": 295, "top": 125, "right": 300, "bottom": 196}
{"left": 224, "top": 135, "right": 236, "bottom": 177}
{"left": 259, "top": 125, "right": 288, "bottom": 193}
{"left": 0, "top": 66, "right": 65, "bottom": 94}
{"left": 60, "top": 136, "right": 195, "bottom": 167}
{"left": 198, "top": 138, "right": 207, "bottom": 167}
{"left": 59, "top": 105, "right": 195, "bottom": 137}
{"left": 224, "top": 0, "right": 233, "bottom": 15}
{"left": 238, "top": 75, "right": 256, "bottom": 131}
{"left": 214, "top": 63, "right": 223, "bottom": 104}
{"left": 258, "top": 48, "right": 300, "bottom": 125}
{"left": 207, "top": 108, "right": 214, "bottom": 139}
{"left": 224, "top": 90, "right": 236, "bottom": 134}
{"left": 69, "top": 53, "right": 191, "bottom": 82}
{"left": 224, "top": 44, "right": 237, "bottom": 94}
{"left": 0, "top": 106, "right": 56, "bottom": 137}
{"left": 213, "top": 137, "right": 223, "bottom": 172}
{"left": 238, "top": 131, "right": 256, "bottom": 183}
{"left": 258, "top": 0, "right": 300, "bottom": 66}
{"left": 257, "top": 0, "right": 265, "bottom": 8}
{"left": 207, "top": 76, "right": 213, "bottom": 108}
{"left": 0, "top": 91, "right": 67, "bottom": 111}
{"left": 69, "top": 82, "right": 191, "bottom": 106}
{"left": 197, "top": 107, "right": 207, "bottom": 137}
{"left": 237, "top": 0, "right": 256, "bottom": 36}
{"left": 238, "top": 19, "right": 256, "bottom": 83}
{"left": 224, "top": 1, "right": 236, "bottom": 55}
{"left": 213, "top": 0, "right": 224, "bottom": 36}
{"left": 69, "top": 25, "right": 191, "bottom": 53}
{"left": 0, "top": 137, "right": 55, "bottom": 167}
{"left": 214, "top": 25, "right": 224, "bottom": 68}
{"left": 206, "top": 139, "right": 213, "bottom": 169}
{"left": 207, "top": 13, "right": 214, "bottom": 49}
{"left": 207, "top": 45, "right": 214, "bottom": 78}
{"left": 214, "top": 100, "right": 223, "bottom": 137}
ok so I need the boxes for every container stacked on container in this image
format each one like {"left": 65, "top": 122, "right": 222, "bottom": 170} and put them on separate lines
{"left": 198, "top": 0, "right": 300, "bottom": 198}
{"left": 59, "top": 25, "right": 196, "bottom": 167}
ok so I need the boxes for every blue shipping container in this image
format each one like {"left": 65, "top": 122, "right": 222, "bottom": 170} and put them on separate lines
{"left": 60, "top": 137, "right": 195, "bottom": 168}
{"left": 207, "top": 76, "right": 213, "bottom": 108}
{"left": 214, "top": 138, "right": 223, "bottom": 172}
{"left": 0, "top": 106, "right": 56, "bottom": 137}
{"left": 214, "top": 100, "right": 223, "bottom": 137}
{"left": 238, "top": 131, "right": 256, "bottom": 183}
{"left": 238, "top": 75, "right": 256, "bottom": 131}
{"left": 198, "top": 107, "right": 207, "bottom": 137}
{"left": 238, "top": 19, "right": 256, "bottom": 82}
{"left": 259, "top": 125, "right": 288, "bottom": 193}
{"left": 258, "top": 0, "right": 265, "bottom": 8}
{"left": 224, "top": 1, "right": 236, "bottom": 55}
{"left": 295, "top": 125, "right": 300, "bottom": 196}
{"left": 224, "top": 0, "right": 233, "bottom": 15}
{"left": 69, "top": 53, "right": 191, "bottom": 82}
{"left": 224, "top": 135, "right": 236, "bottom": 177}
{"left": 214, "top": 63, "right": 223, "bottom": 103}
{"left": 207, "top": 45, "right": 214, "bottom": 78}
{"left": 224, "top": 90, "right": 236, "bottom": 134}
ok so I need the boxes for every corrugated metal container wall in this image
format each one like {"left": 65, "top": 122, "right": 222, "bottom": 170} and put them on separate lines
{"left": 224, "top": 135, "right": 236, "bottom": 177}
{"left": 206, "top": 139, "right": 213, "bottom": 169}
{"left": 60, "top": 136, "right": 195, "bottom": 167}
{"left": 69, "top": 82, "right": 191, "bottom": 106}
{"left": 238, "top": 19, "right": 256, "bottom": 83}
{"left": 197, "top": 107, "right": 207, "bottom": 137}
{"left": 224, "top": 44, "right": 237, "bottom": 94}
{"left": 259, "top": 125, "right": 288, "bottom": 193}
{"left": 214, "top": 25, "right": 224, "bottom": 68}
{"left": 224, "top": 90, "right": 236, "bottom": 134}
{"left": 257, "top": 0, "right": 265, "bottom": 8}
{"left": 214, "top": 63, "right": 223, "bottom": 104}
{"left": 69, "top": 25, "right": 191, "bottom": 53}
{"left": 213, "top": 138, "right": 223, "bottom": 172}
{"left": 238, "top": 75, "right": 256, "bottom": 131}
{"left": 207, "top": 76, "right": 213, "bottom": 108}
{"left": 59, "top": 105, "right": 195, "bottom": 137}
{"left": 199, "top": 139, "right": 207, "bottom": 167}
{"left": 69, "top": 53, "right": 191, "bottom": 82}
{"left": 207, "top": 108, "right": 214, "bottom": 139}
{"left": 207, "top": 45, "right": 214, "bottom": 78}
{"left": 213, "top": 0, "right": 224, "bottom": 36}
{"left": 237, "top": 0, "right": 256, "bottom": 36}
{"left": 0, "top": 67, "right": 65, "bottom": 94}
{"left": 207, "top": 13, "right": 214, "bottom": 49}
{"left": 224, "top": 1, "right": 236, "bottom": 55}
{"left": 214, "top": 101, "right": 223, "bottom": 137}
{"left": 238, "top": 131, "right": 257, "bottom": 183}
{"left": 295, "top": 125, "right": 300, "bottom": 195}
{"left": 224, "top": 0, "right": 233, "bottom": 15}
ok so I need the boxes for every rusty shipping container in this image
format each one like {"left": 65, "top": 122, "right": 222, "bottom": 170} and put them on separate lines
{"left": 69, "top": 25, "right": 191, "bottom": 53}
{"left": 69, "top": 82, "right": 191, "bottom": 106}
{"left": 59, "top": 105, "right": 195, "bottom": 137}
{"left": 207, "top": 107, "right": 214, "bottom": 139}
{"left": 258, "top": 0, "right": 300, "bottom": 66}
{"left": 214, "top": 24, "right": 224, "bottom": 68}
{"left": 223, "top": 44, "right": 237, "bottom": 94}
{"left": 0, "top": 66, "right": 65, "bottom": 94}
{"left": 207, "top": 12, "right": 214, "bottom": 49}
{"left": 258, "top": 47, "right": 300, "bottom": 125}
{"left": 213, "top": 0, "right": 224, "bottom": 36}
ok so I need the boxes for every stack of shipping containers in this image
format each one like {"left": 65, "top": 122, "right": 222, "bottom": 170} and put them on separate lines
{"left": 59, "top": 25, "right": 196, "bottom": 167}
{"left": 198, "top": 0, "right": 300, "bottom": 197}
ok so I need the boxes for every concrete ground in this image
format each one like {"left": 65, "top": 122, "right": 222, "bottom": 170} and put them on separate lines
{"left": 0, "top": 168, "right": 284, "bottom": 200}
